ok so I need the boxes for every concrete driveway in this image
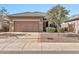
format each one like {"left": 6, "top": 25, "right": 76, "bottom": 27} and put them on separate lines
{"left": 1, "top": 39, "right": 79, "bottom": 51}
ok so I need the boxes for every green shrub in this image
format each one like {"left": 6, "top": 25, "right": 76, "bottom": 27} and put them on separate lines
{"left": 59, "top": 28, "right": 64, "bottom": 32}
{"left": 46, "top": 27, "right": 56, "bottom": 33}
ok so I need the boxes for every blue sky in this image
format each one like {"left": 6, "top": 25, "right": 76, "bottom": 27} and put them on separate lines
{"left": 0, "top": 4, "right": 79, "bottom": 16}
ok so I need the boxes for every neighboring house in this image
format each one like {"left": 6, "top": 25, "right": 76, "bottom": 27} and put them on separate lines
{"left": 61, "top": 14, "right": 79, "bottom": 33}
{"left": 8, "top": 12, "right": 47, "bottom": 32}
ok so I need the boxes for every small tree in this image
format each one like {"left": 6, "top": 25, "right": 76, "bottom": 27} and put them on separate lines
{"left": 45, "top": 5, "right": 70, "bottom": 32}
{"left": 0, "top": 7, "right": 9, "bottom": 32}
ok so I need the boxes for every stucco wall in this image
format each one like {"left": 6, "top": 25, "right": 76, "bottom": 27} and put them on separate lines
{"left": 61, "top": 20, "right": 79, "bottom": 33}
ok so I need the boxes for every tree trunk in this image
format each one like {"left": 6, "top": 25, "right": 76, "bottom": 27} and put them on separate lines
{"left": 48, "top": 21, "right": 50, "bottom": 27}
{"left": 56, "top": 24, "right": 61, "bottom": 32}
{"left": 0, "top": 22, "right": 4, "bottom": 32}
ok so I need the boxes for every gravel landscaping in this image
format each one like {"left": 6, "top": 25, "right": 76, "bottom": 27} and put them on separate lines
{"left": 41, "top": 33, "right": 79, "bottom": 42}
{"left": 0, "top": 32, "right": 79, "bottom": 42}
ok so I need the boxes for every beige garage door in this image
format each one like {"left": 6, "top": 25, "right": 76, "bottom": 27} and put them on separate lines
{"left": 14, "top": 21, "right": 39, "bottom": 32}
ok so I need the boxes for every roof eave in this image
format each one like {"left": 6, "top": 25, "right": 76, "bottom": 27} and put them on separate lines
{"left": 8, "top": 15, "right": 45, "bottom": 18}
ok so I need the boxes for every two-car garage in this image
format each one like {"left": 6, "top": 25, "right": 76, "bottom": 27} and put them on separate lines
{"left": 9, "top": 12, "right": 45, "bottom": 32}
{"left": 14, "top": 21, "right": 39, "bottom": 32}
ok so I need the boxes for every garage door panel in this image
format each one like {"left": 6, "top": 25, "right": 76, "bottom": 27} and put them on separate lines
{"left": 14, "top": 21, "right": 39, "bottom": 32}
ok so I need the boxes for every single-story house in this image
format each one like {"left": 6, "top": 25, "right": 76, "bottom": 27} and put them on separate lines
{"left": 8, "top": 12, "right": 48, "bottom": 32}
{"left": 61, "top": 14, "right": 79, "bottom": 33}
{"left": 9, "top": 12, "right": 79, "bottom": 33}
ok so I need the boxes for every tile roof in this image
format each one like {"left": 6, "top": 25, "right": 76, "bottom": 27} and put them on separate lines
{"left": 8, "top": 12, "right": 46, "bottom": 17}
{"left": 65, "top": 14, "right": 79, "bottom": 22}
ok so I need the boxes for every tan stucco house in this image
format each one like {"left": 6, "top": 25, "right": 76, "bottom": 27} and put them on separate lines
{"left": 61, "top": 14, "right": 79, "bottom": 33}
{"left": 8, "top": 12, "right": 47, "bottom": 32}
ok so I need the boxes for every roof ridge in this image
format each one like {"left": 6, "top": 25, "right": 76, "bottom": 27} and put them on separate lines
{"left": 10, "top": 11, "right": 46, "bottom": 15}
{"left": 69, "top": 14, "right": 79, "bottom": 18}
{"left": 8, "top": 11, "right": 46, "bottom": 17}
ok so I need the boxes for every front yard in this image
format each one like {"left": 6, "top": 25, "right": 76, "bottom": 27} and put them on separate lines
{"left": 0, "top": 32, "right": 79, "bottom": 53}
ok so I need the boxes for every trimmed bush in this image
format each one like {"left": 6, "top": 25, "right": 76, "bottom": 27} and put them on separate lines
{"left": 46, "top": 27, "right": 56, "bottom": 33}
{"left": 59, "top": 28, "right": 64, "bottom": 32}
